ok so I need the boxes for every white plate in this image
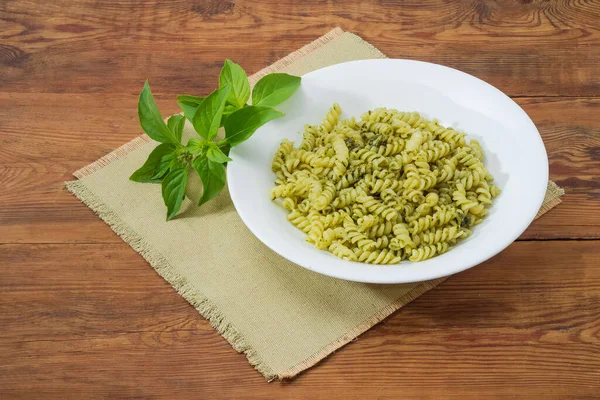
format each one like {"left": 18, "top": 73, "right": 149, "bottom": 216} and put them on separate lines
{"left": 227, "top": 59, "right": 548, "bottom": 284}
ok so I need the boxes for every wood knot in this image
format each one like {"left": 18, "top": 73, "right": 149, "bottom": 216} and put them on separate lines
{"left": 0, "top": 45, "right": 30, "bottom": 66}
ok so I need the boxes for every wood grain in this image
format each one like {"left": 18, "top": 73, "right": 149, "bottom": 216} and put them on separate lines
{"left": 1, "top": 0, "right": 599, "bottom": 397}
{"left": 1, "top": 241, "right": 599, "bottom": 399}
{"left": 1, "top": 0, "right": 599, "bottom": 96}
{"left": 517, "top": 97, "right": 600, "bottom": 239}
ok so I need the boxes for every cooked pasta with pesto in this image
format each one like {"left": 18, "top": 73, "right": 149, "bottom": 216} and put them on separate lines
{"left": 270, "top": 104, "right": 500, "bottom": 264}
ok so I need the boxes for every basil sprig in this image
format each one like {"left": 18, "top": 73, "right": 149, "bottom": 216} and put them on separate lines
{"left": 130, "top": 60, "right": 301, "bottom": 220}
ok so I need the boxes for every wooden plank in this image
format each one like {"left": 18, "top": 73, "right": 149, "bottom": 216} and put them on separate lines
{"left": 1, "top": 241, "right": 598, "bottom": 398}
{"left": 1, "top": 0, "right": 599, "bottom": 97}
{"left": 0, "top": 94, "right": 597, "bottom": 242}
{"left": 517, "top": 97, "right": 600, "bottom": 239}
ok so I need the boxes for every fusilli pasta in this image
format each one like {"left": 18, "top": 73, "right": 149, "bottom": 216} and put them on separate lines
{"left": 271, "top": 104, "right": 500, "bottom": 264}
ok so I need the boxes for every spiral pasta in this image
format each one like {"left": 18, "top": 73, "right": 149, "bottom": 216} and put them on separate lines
{"left": 271, "top": 104, "right": 500, "bottom": 264}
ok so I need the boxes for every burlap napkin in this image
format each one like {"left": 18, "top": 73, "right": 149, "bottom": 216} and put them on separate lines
{"left": 66, "top": 28, "right": 564, "bottom": 380}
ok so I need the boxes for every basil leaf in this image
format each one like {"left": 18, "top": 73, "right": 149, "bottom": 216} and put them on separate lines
{"left": 138, "top": 81, "right": 176, "bottom": 143}
{"left": 219, "top": 142, "right": 231, "bottom": 158}
{"left": 186, "top": 137, "right": 205, "bottom": 155}
{"left": 129, "top": 143, "right": 176, "bottom": 183}
{"left": 224, "top": 106, "right": 284, "bottom": 147}
{"left": 167, "top": 114, "right": 185, "bottom": 144}
{"left": 192, "top": 85, "right": 231, "bottom": 140}
{"left": 152, "top": 152, "right": 177, "bottom": 180}
{"left": 192, "top": 157, "right": 226, "bottom": 206}
{"left": 206, "top": 145, "right": 233, "bottom": 163}
{"left": 177, "top": 95, "right": 205, "bottom": 122}
{"left": 161, "top": 167, "right": 188, "bottom": 221}
{"left": 252, "top": 73, "right": 301, "bottom": 108}
{"left": 221, "top": 104, "right": 239, "bottom": 126}
{"left": 219, "top": 59, "right": 250, "bottom": 108}
{"left": 170, "top": 155, "right": 188, "bottom": 170}
{"left": 224, "top": 104, "right": 238, "bottom": 115}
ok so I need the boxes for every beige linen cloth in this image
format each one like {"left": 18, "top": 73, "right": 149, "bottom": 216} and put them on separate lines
{"left": 66, "top": 28, "right": 564, "bottom": 380}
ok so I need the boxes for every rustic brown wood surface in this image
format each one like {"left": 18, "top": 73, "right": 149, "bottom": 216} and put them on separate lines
{"left": 1, "top": 0, "right": 599, "bottom": 398}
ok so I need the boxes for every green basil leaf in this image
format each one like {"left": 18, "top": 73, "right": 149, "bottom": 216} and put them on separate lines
{"left": 170, "top": 155, "right": 188, "bottom": 170}
{"left": 224, "top": 104, "right": 238, "bottom": 115}
{"left": 192, "top": 157, "right": 226, "bottom": 206}
{"left": 220, "top": 104, "right": 239, "bottom": 126}
{"left": 161, "top": 167, "right": 188, "bottom": 221}
{"left": 152, "top": 152, "right": 177, "bottom": 180}
{"left": 252, "top": 73, "right": 301, "bottom": 108}
{"left": 206, "top": 144, "right": 233, "bottom": 163}
{"left": 219, "top": 59, "right": 250, "bottom": 108}
{"left": 192, "top": 85, "right": 231, "bottom": 140}
{"left": 219, "top": 142, "right": 231, "bottom": 158}
{"left": 177, "top": 95, "right": 205, "bottom": 122}
{"left": 129, "top": 143, "right": 176, "bottom": 183}
{"left": 138, "top": 81, "right": 176, "bottom": 143}
{"left": 167, "top": 114, "right": 185, "bottom": 143}
{"left": 224, "top": 106, "right": 284, "bottom": 147}
{"left": 186, "top": 137, "right": 205, "bottom": 155}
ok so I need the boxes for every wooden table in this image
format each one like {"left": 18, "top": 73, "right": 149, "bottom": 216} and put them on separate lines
{"left": 1, "top": 1, "right": 599, "bottom": 398}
